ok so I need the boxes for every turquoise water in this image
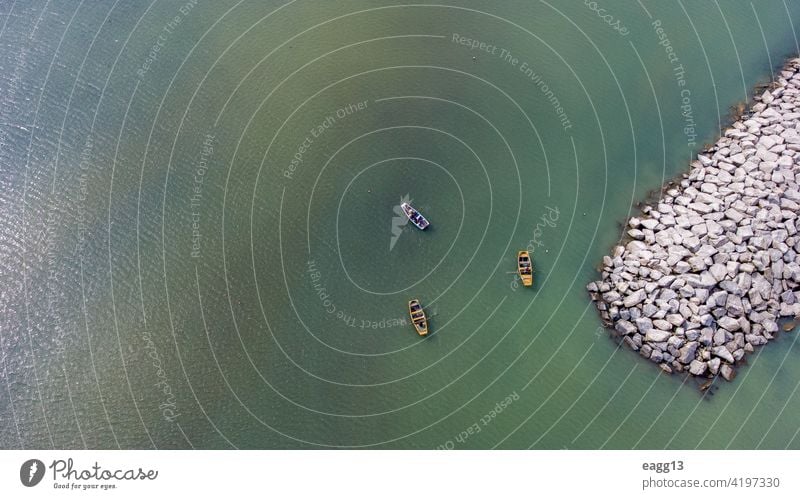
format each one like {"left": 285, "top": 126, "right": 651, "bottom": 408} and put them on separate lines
{"left": 2, "top": 0, "right": 800, "bottom": 449}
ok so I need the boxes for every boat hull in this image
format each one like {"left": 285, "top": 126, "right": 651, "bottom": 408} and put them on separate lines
{"left": 401, "top": 202, "right": 430, "bottom": 230}
{"left": 517, "top": 251, "right": 533, "bottom": 287}
{"left": 408, "top": 299, "right": 428, "bottom": 336}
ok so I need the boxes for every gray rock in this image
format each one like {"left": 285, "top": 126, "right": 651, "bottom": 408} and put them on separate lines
{"left": 659, "top": 289, "right": 678, "bottom": 301}
{"left": 628, "top": 229, "right": 645, "bottom": 240}
{"left": 667, "top": 335, "right": 685, "bottom": 349}
{"left": 678, "top": 341, "right": 699, "bottom": 363}
{"left": 720, "top": 364, "right": 736, "bottom": 381}
{"left": 657, "top": 275, "right": 677, "bottom": 288}
{"left": 641, "top": 219, "right": 659, "bottom": 230}
{"left": 706, "top": 220, "right": 724, "bottom": 237}
{"left": 709, "top": 263, "right": 728, "bottom": 283}
{"left": 713, "top": 346, "right": 735, "bottom": 363}
{"left": 764, "top": 320, "right": 779, "bottom": 333}
{"left": 746, "top": 333, "right": 768, "bottom": 346}
{"left": 725, "top": 208, "right": 746, "bottom": 223}
{"left": 710, "top": 290, "right": 728, "bottom": 307}
{"left": 730, "top": 153, "right": 747, "bottom": 165}
{"left": 690, "top": 202, "right": 712, "bottom": 214}
{"left": 623, "top": 289, "right": 647, "bottom": 308}
{"left": 726, "top": 294, "right": 745, "bottom": 317}
{"left": 687, "top": 257, "right": 707, "bottom": 272}
{"left": 650, "top": 349, "right": 664, "bottom": 363}
{"left": 645, "top": 329, "right": 672, "bottom": 343}
{"left": 634, "top": 317, "right": 653, "bottom": 333}
{"left": 699, "top": 272, "right": 718, "bottom": 287}
{"left": 653, "top": 319, "right": 672, "bottom": 331}
{"left": 666, "top": 314, "right": 685, "bottom": 327}
{"left": 615, "top": 320, "right": 637, "bottom": 336}
{"left": 718, "top": 316, "right": 742, "bottom": 331}
{"left": 713, "top": 328, "right": 728, "bottom": 346}
{"left": 642, "top": 303, "right": 658, "bottom": 317}
{"left": 699, "top": 328, "right": 714, "bottom": 346}
{"left": 689, "top": 360, "right": 708, "bottom": 376}
{"left": 682, "top": 235, "right": 702, "bottom": 252}
{"left": 720, "top": 280, "right": 743, "bottom": 296}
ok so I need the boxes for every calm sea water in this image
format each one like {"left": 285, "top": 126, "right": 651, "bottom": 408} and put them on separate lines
{"left": 2, "top": 0, "right": 800, "bottom": 449}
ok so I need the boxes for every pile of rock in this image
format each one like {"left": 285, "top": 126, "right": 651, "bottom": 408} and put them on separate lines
{"left": 588, "top": 58, "right": 800, "bottom": 381}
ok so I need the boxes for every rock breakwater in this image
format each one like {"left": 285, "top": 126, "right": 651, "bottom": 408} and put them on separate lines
{"left": 588, "top": 58, "right": 800, "bottom": 381}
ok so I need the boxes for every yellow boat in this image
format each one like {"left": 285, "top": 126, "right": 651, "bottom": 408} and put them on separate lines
{"left": 408, "top": 299, "right": 428, "bottom": 336}
{"left": 518, "top": 251, "right": 533, "bottom": 287}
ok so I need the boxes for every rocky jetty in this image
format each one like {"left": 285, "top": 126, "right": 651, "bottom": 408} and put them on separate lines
{"left": 588, "top": 58, "right": 800, "bottom": 381}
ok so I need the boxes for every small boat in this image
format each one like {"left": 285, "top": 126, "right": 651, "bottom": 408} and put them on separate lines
{"left": 401, "top": 202, "right": 430, "bottom": 230}
{"left": 517, "top": 250, "right": 533, "bottom": 287}
{"left": 408, "top": 299, "right": 428, "bottom": 336}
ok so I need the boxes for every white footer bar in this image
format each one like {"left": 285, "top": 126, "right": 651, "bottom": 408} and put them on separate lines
{"left": 1, "top": 450, "right": 796, "bottom": 498}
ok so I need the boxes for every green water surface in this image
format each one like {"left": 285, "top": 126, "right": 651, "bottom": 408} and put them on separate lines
{"left": 1, "top": 0, "right": 800, "bottom": 449}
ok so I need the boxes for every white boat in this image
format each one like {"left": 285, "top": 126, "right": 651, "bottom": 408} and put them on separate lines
{"left": 401, "top": 202, "right": 430, "bottom": 230}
